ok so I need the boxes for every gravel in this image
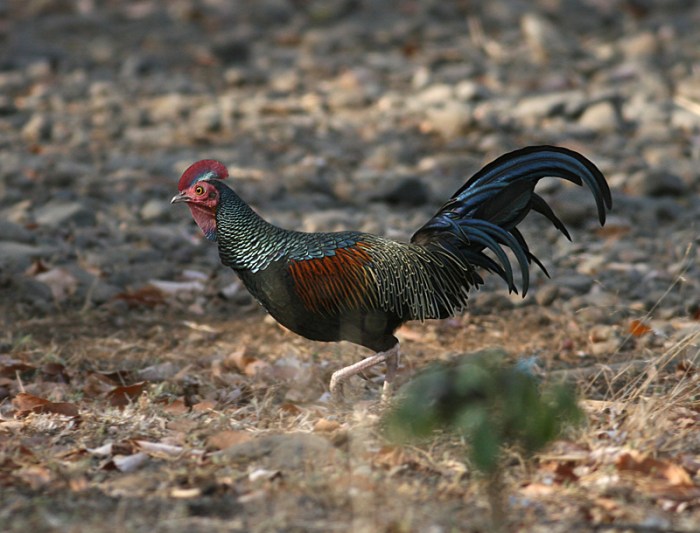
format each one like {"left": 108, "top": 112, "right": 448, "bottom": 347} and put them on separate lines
{"left": 1, "top": 0, "right": 699, "bottom": 348}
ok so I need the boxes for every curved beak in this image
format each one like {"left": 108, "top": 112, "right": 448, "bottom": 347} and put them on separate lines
{"left": 171, "top": 191, "right": 190, "bottom": 204}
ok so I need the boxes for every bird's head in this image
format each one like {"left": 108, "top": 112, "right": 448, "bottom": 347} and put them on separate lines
{"left": 171, "top": 159, "right": 229, "bottom": 241}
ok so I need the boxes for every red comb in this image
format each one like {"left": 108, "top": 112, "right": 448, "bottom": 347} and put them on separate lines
{"left": 178, "top": 160, "right": 229, "bottom": 191}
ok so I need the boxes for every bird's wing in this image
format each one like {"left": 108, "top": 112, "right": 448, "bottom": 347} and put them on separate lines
{"left": 287, "top": 240, "right": 377, "bottom": 315}
{"left": 286, "top": 234, "right": 481, "bottom": 321}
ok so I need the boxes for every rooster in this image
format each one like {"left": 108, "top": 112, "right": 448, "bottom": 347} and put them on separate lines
{"left": 172, "top": 146, "right": 611, "bottom": 400}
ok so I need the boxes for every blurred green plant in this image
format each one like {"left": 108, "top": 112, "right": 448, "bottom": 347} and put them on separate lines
{"left": 385, "top": 348, "right": 583, "bottom": 475}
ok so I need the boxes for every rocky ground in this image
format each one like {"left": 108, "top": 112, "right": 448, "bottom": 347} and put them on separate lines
{"left": 1, "top": 1, "right": 700, "bottom": 531}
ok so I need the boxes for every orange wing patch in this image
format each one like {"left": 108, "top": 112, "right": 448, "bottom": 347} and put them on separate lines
{"left": 288, "top": 243, "right": 375, "bottom": 314}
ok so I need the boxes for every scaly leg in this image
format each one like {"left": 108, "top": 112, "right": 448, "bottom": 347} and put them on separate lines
{"left": 381, "top": 345, "right": 400, "bottom": 403}
{"left": 329, "top": 343, "right": 400, "bottom": 401}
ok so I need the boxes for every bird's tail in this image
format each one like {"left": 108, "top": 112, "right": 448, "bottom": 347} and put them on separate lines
{"left": 411, "top": 145, "right": 612, "bottom": 295}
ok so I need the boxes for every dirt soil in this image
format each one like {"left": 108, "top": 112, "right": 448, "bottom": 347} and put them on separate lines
{"left": 1, "top": 1, "right": 700, "bottom": 532}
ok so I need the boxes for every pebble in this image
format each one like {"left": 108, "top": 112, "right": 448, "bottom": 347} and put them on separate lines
{"left": 21, "top": 114, "right": 52, "bottom": 142}
{"left": 35, "top": 201, "right": 97, "bottom": 227}
{"left": 514, "top": 90, "right": 586, "bottom": 123}
{"left": 0, "top": 242, "right": 51, "bottom": 274}
{"left": 140, "top": 199, "right": 172, "bottom": 222}
{"left": 0, "top": 220, "right": 34, "bottom": 243}
{"left": 535, "top": 285, "right": 559, "bottom": 307}
{"left": 578, "top": 100, "right": 620, "bottom": 132}
{"left": 423, "top": 100, "right": 472, "bottom": 139}
{"left": 628, "top": 170, "right": 688, "bottom": 197}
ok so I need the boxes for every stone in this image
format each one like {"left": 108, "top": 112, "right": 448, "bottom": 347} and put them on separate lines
{"left": 0, "top": 242, "right": 51, "bottom": 274}
{"left": 628, "top": 170, "right": 687, "bottom": 197}
{"left": 0, "top": 220, "right": 34, "bottom": 243}
{"left": 424, "top": 101, "right": 472, "bottom": 139}
{"left": 21, "top": 114, "right": 52, "bottom": 142}
{"left": 376, "top": 177, "right": 431, "bottom": 207}
{"left": 140, "top": 199, "right": 172, "bottom": 221}
{"left": 578, "top": 101, "right": 620, "bottom": 132}
{"left": 35, "top": 201, "right": 97, "bottom": 227}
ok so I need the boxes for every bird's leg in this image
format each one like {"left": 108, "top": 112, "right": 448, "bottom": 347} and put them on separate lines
{"left": 381, "top": 345, "right": 400, "bottom": 403}
{"left": 329, "top": 343, "right": 400, "bottom": 402}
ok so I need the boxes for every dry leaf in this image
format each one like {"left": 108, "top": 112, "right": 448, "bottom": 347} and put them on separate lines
{"left": 136, "top": 440, "right": 186, "bottom": 457}
{"left": 520, "top": 482, "right": 555, "bottom": 497}
{"left": 192, "top": 399, "right": 217, "bottom": 412}
{"left": 616, "top": 451, "right": 693, "bottom": 486}
{"left": 35, "top": 268, "right": 78, "bottom": 302}
{"left": 248, "top": 468, "right": 281, "bottom": 482}
{"left": 112, "top": 452, "right": 149, "bottom": 473}
{"left": 17, "top": 465, "right": 53, "bottom": 489}
{"left": 372, "top": 446, "right": 408, "bottom": 469}
{"left": 207, "top": 430, "right": 252, "bottom": 450}
{"left": 541, "top": 460, "right": 579, "bottom": 483}
{"left": 170, "top": 487, "right": 202, "bottom": 499}
{"left": 148, "top": 279, "right": 205, "bottom": 295}
{"left": 40, "top": 362, "right": 70, "bottom": 383}
{"left": 279, "top": 402, "right": 303, "bottom": 415}
{"left": 114, "top": 285, "right": 166, "bottom": 308}
{"left": 13, "top": 392, "right": 79, "bottom": 418}
{"left": 628, "top": 320, "right": 651, "bottom": 337}
{"left": 0, "top": 361, "right": 36, "bottom": 377}
{"left": 69, "top": 477, "right": 89, "bottom": 492}
{"left": 161, "top": 398, "right": 189, "bottom": 415}
{"left": 313, "top": 418, "right": 341, "bottom": 433}
{"left": 227, "top": 349, "right": 270, "bottom": 377}
{"left": 87, "top": 443, "right": 113, "bottom": 456}
{"left": 107, "top": 382, "right": 148, "bottom": 407}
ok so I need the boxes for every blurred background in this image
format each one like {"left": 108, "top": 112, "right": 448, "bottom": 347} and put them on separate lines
{"left": 1, "top": 0, "right": 698, "bottom": 324}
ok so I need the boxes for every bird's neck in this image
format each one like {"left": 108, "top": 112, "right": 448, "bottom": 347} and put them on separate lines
{"left": 215, "top": 187, "right": 286, "bottom": 272}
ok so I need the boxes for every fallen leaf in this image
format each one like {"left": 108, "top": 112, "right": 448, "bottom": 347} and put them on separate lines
{"left": 24, "top": 259, "right": 50, "bottom": 276}
{"left": 207, "top": 430, "right": 252, "bottom": 450}
{"left": 69, "top": 477, "right": 89, "bottom": 492}
{"left": 136, "top": 440, "right": 187, "bottom": 457}
{"left": 248, "top": 468, "right": 281, "bottom": 482}
{"left": 170, "top": 487, "right": 202, "bottom": 499}
{"left": 192, "top": 399, "right": 217, "bottom": 412}
{"left": 616, "top": 451, "right": 693, "bottom": 486}
{"left": 161, "top": 398, "right": 189, "bottom": 415}
{"left": 35, "top": 268, "right": 78, "bottom": 302}
{"left": 541, "top": 460, "right": 579, "bottom": 483}
{"left": 227, "top": 349, "right": 270, "bottom": 377}
{"left": 100, "top": 370, "right": 136, "bottom": 385}
{"left": 87, "top": 443, "right": 113, "bottom": 457}
{"left": 0, "top": 359, "right": 36, "bottom": 378}
{"left": 40, "top": 362, "right": 70, "bottom": 383}
{"left": 628, "top": 320, "right": 651, "bottom": 337}
{"left": 372, "top": 445, "right": 409, "bottom": 469}
{"left": 520, "top": 482, "right": 555, "bottom": 497}
{"left": 17, "top": 465, "right": 53, "bottom": 489}
{"left": 279, "top": 402, "right": 303, "bottom": 415}
{"left": 313, "top": 418, "right": 341, "bottom": 433}
{"left": 148, "top": 279, "right": 205, "bottom": 295}
{"left": 13, "top": 392, "right": 79, "bottom": 418}
{"left": 594, "top": 497, "right": 620, "bottom": 512}
{"left": 106, "top": 382, "right": 148, "bottom": 407}
{"left": 114, "top": 285, "right": 166, "bottom": 308}
{"left": 112, "top": 452, "right": 149, "bottom": 473}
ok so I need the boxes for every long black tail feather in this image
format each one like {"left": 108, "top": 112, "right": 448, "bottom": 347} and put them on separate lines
{"left": 412, "top": 145, "right": 612, "bottom": 295}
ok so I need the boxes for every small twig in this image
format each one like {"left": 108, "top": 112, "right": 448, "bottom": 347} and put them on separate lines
{"left": 674, "top": 94, "right": 700, "bottom": 117}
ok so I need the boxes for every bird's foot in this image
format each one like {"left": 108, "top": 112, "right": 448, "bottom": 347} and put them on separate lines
{"left": 329, "top": 344, "right": 400, "bottom": 404}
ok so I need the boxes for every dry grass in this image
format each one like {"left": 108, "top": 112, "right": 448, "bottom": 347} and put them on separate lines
{"left": 1, "top": 292, "right": 699, "bottom": 532}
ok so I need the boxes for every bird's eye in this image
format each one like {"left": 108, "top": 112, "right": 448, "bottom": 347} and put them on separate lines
{"left": 194, "top": 185, "right": 204, "bottom": 195}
